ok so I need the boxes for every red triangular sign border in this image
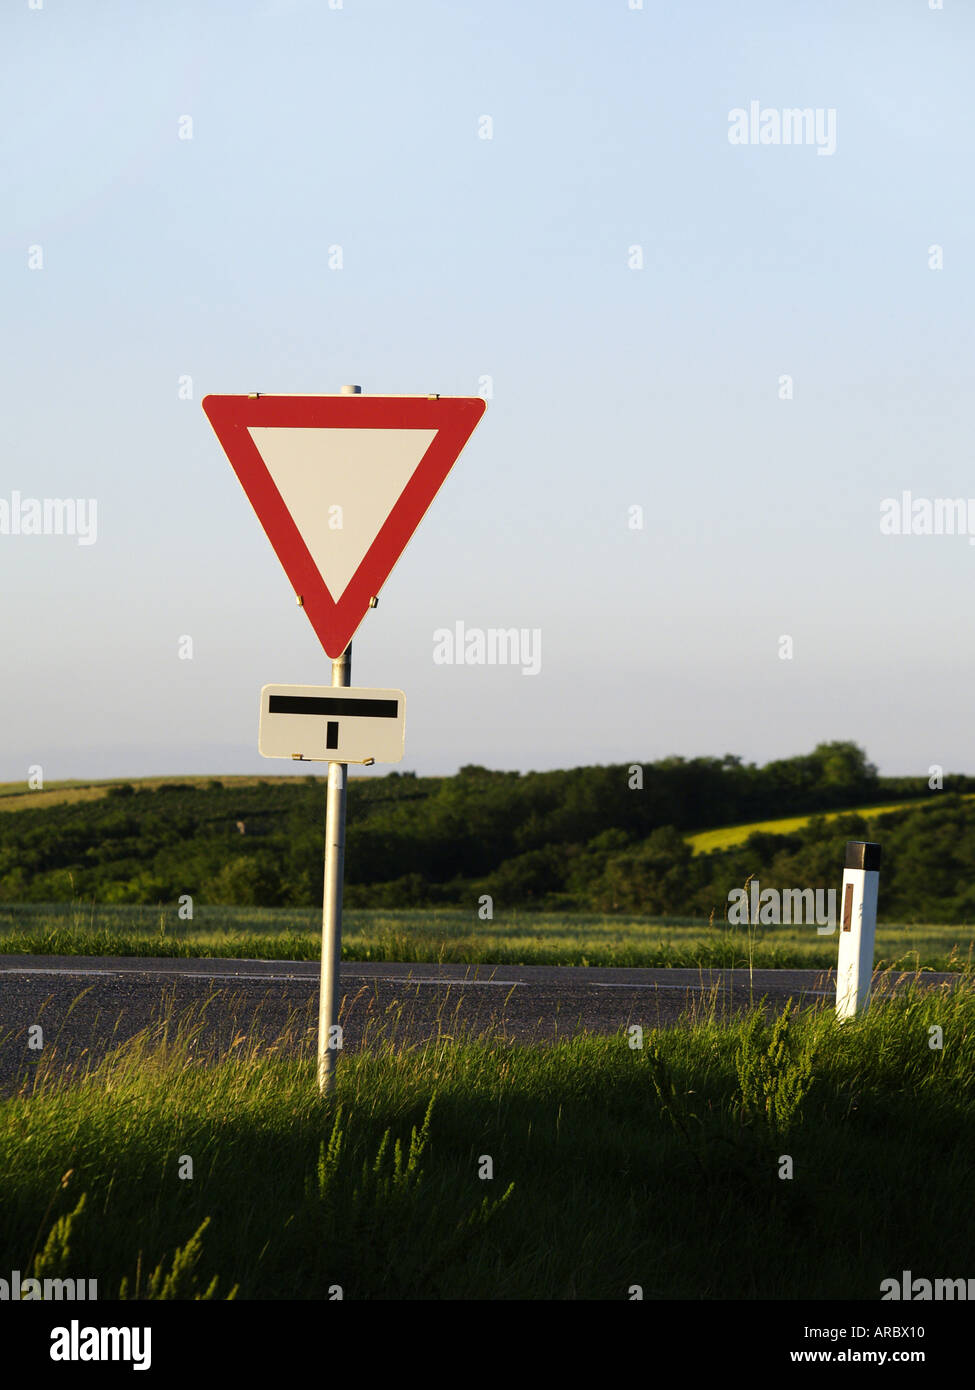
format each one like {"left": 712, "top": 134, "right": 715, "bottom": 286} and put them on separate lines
{"left": 202, "top": 394, "right": 487, "bottom": 658}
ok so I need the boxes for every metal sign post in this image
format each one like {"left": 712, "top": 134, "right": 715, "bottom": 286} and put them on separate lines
{"left": 318, "top": 640, "right": 351, "bottom": 1094}
{"left": 254, "top": 666, "right": 405, "bottom": 1094}
{"left": 317, "top": 381, "right": 359, "bottom": 1095}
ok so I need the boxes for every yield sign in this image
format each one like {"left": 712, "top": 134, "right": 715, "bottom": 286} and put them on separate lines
{"left": 202, "top": 394, "right": 486, "bottom": 658}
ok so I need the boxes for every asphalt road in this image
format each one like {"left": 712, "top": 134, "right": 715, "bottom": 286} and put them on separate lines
{"left": 0, "top": 955, "right": 963, "bottom": 1092}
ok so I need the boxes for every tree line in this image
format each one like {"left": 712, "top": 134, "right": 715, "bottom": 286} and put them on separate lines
{"left": 0, "top": 742, "right": 971, "bottom": 921}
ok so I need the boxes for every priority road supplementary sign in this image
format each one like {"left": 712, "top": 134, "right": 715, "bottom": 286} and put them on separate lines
{"left": 259, "top": 684, "right": 405, "bottom": 765}
{"left": 201, "top": 393, "right": 487, "bottom": 658}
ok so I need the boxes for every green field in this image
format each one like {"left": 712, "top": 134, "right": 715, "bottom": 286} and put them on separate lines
{"left": 0, "top": 902, "right": 972, "bottom": 971}
{"left": 1, "top": 975, "right": 971, "bottom": 1299}
{"left": 0, "top": 774, "right": 307, "bottom": 813}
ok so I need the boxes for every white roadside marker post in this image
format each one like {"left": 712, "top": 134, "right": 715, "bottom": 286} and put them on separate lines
{"left": 835, "top": 841, "right": 882, "bottom": 1019}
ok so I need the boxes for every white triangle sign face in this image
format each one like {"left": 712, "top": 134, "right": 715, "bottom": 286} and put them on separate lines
{"left": 249, "top": 427, "right": 437, "bottom": 603}
{"left": 202, "top": 394, "right": 487, "bottom": 658}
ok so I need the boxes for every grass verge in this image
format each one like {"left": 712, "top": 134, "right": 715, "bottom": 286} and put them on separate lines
{"left": 0, "top": 903, "right": 972, "bottom": 970}
{"left": 1, "top": 972, "right": 972, "bottom": 1299}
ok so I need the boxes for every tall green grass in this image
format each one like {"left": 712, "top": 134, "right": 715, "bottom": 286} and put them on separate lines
{"left": 1, "top": 971, "right": 972, "bottom": 1299}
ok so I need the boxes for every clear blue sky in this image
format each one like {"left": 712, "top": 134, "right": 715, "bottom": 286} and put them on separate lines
{"left": 2, "top": 0, "right": 972, "bottom": 782}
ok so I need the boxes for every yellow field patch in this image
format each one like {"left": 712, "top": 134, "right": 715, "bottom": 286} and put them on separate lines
{"left": 687, "top": 795, "right": 975, "bottom": 855}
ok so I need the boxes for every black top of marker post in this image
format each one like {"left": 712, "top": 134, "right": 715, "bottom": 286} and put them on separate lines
{"left": 846, "top": 841, "right": 881, "bottom": 871}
